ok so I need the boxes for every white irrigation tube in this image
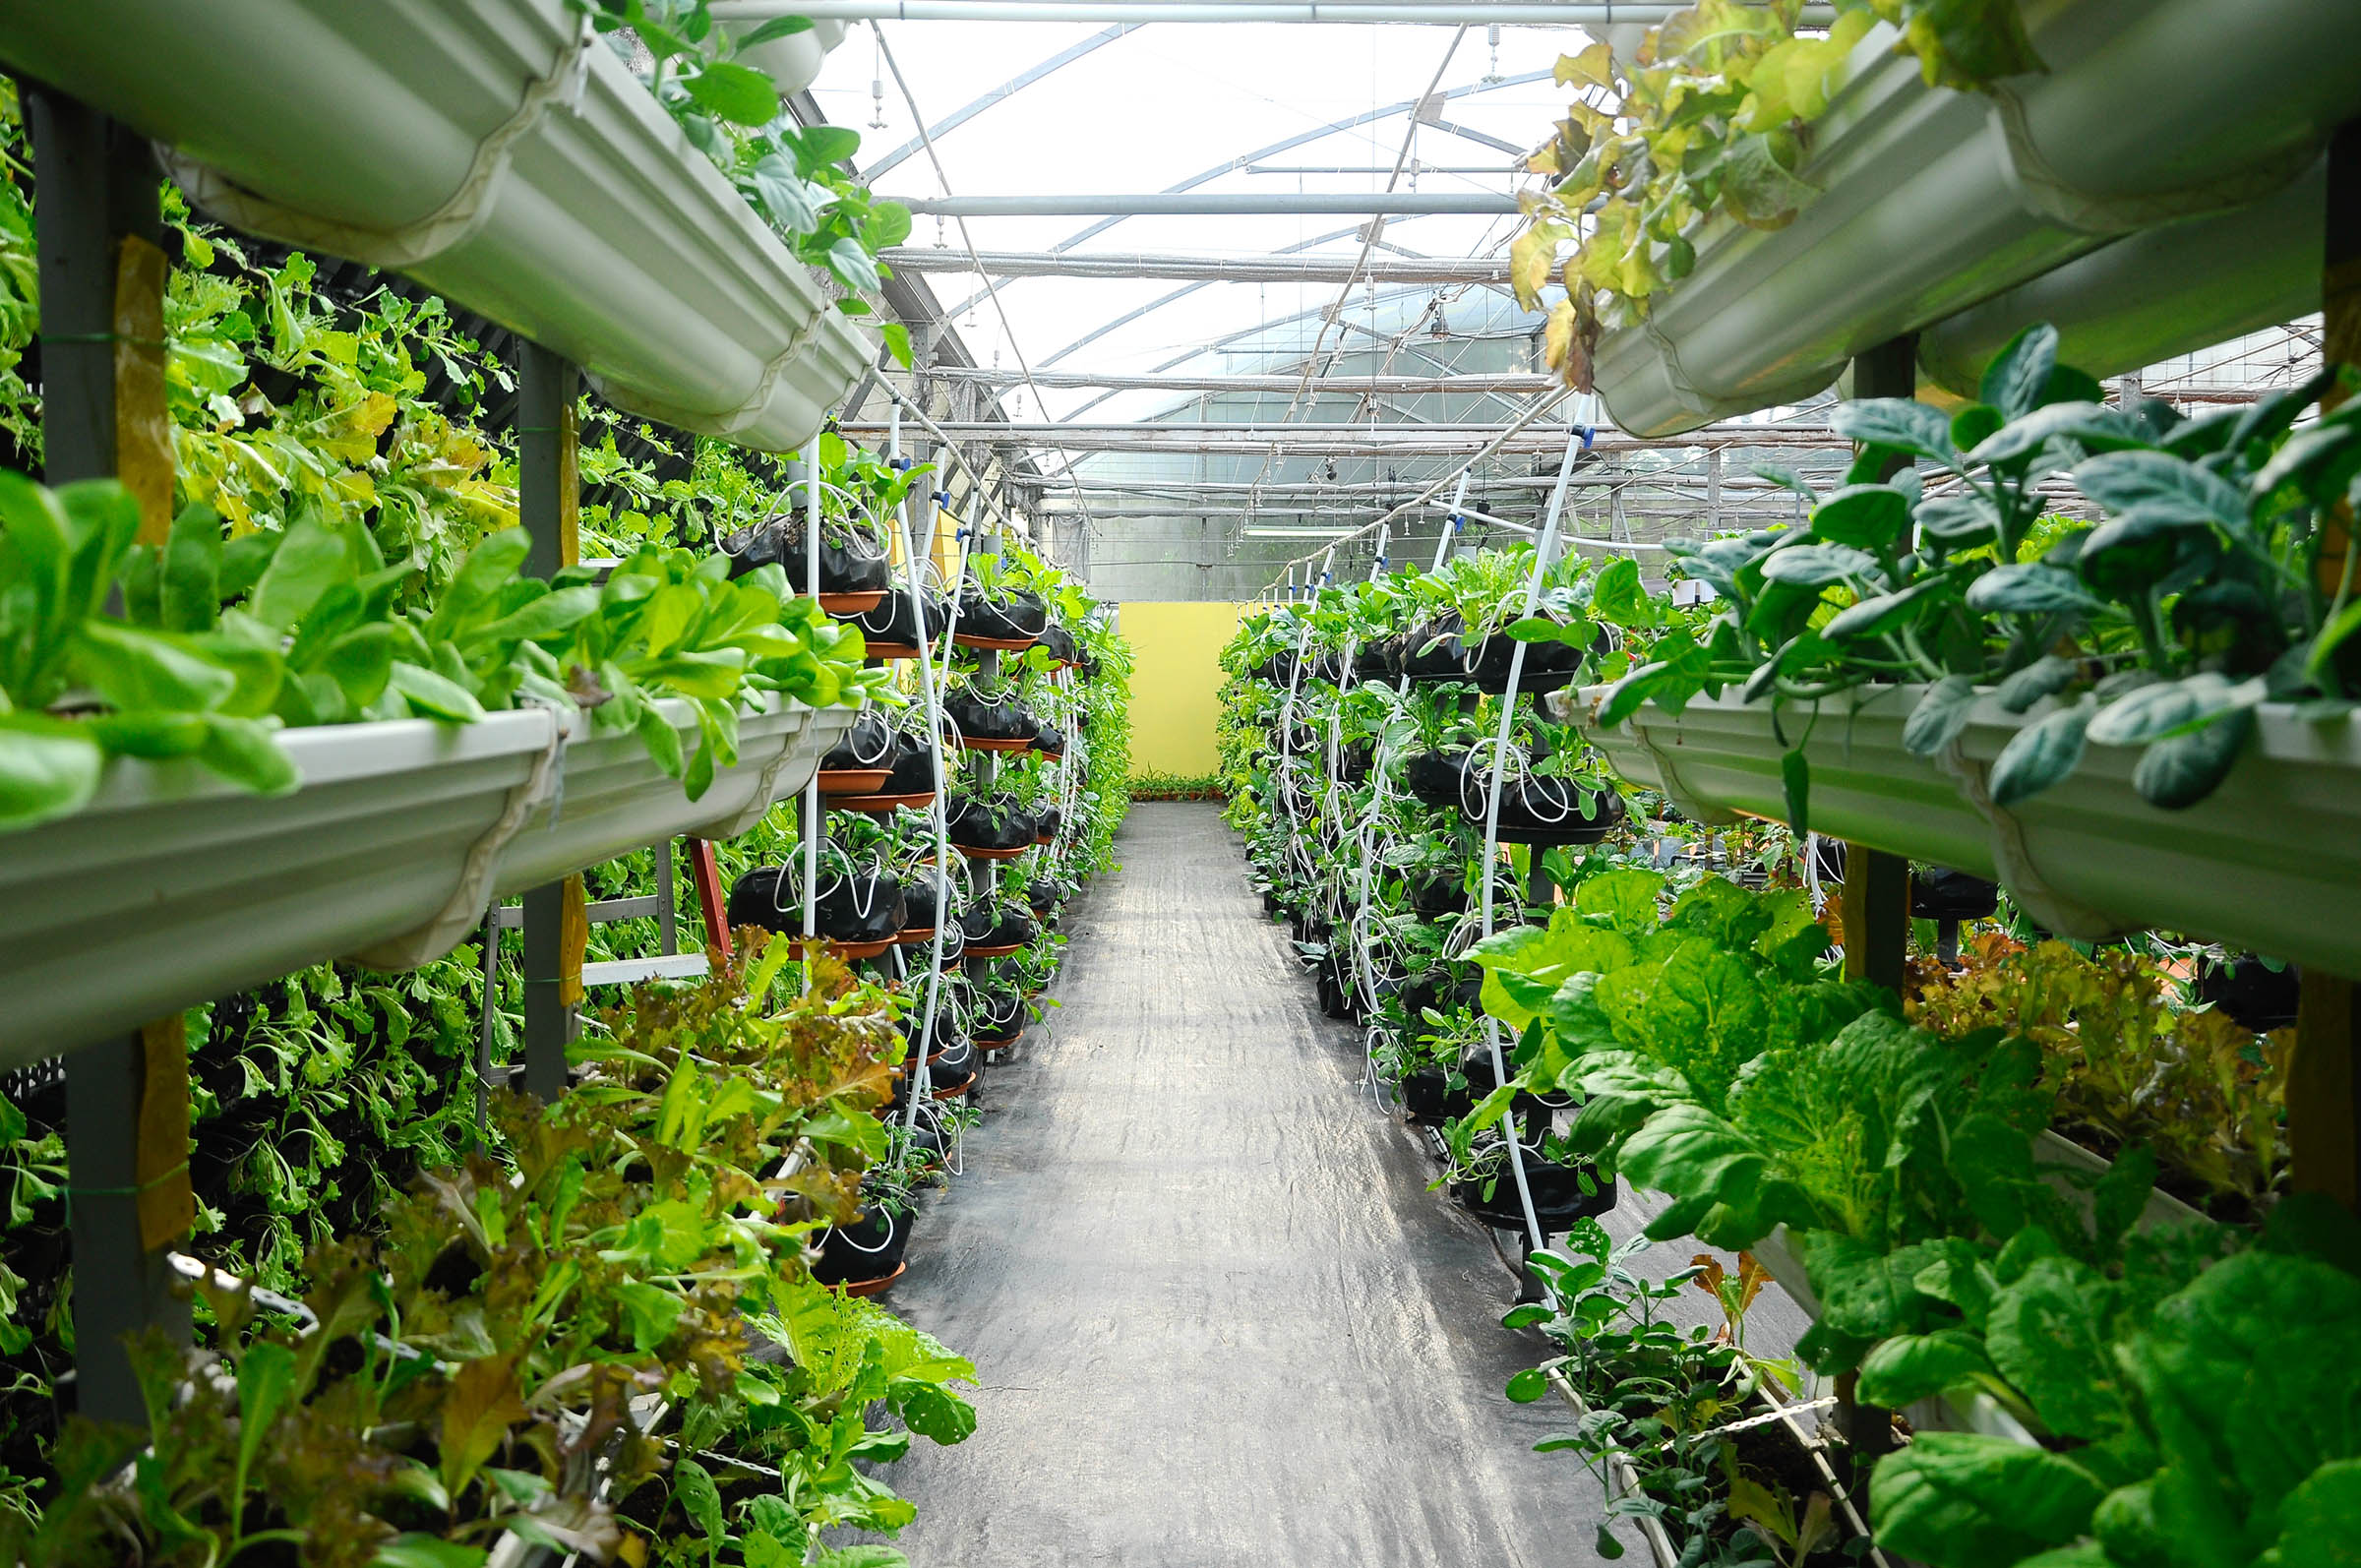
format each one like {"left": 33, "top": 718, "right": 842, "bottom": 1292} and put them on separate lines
{"left": 893, "top": 409, "right": 952, "bottom": 1136}
{"left": 1477, "top": 424, "right": 1586, "bottom": 1264}
{"left": 1431, "top": 470, "right": 1470, "bottom": 573}
{"left": 799, "top": 438, "right": 823, "bottom": 994}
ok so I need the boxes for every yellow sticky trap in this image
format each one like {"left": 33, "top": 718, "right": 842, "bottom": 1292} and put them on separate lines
{"left": 137, "top": 1015, "right": 196, "bottom": 1249}
{"left": 113, "top": 233, "right": 173, "bottom": 546}
{"left": 559, "top": 873, "right": 587, "bottom": 1009}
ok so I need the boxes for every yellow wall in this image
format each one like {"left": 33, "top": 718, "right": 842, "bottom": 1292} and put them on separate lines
{"left": 1121, "top": 601, "right": 1245, "bottom": 778}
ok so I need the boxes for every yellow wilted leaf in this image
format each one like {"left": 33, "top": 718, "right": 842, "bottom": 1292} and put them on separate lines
{"left": 1509, "top": 221, "right": 1564, "bottom": 310}
{"left": 1555, "top": 40, "right": 1616, "bottom": 90}
{"left": 330, "top": 468, "right": 378, "bottom": 510}
{"left": 1543, "top": 298, "right": 1578, "bottom": 375}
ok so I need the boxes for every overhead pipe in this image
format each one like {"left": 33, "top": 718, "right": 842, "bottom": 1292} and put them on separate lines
{"left": 924, "top": 367, "right": 1552, "bottom": 393}
{"left": 886, "top": 192, "right": 1519, "bottom": 217}
{"left": 881, "top": 248, "right": 1510, "bottom": 283}
{"left": 717, "top": 2, "right": 1833, "bottom": 21}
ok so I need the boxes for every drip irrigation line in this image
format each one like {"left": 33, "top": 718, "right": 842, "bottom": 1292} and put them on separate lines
{"left": 1477, "top": 421, "right": 1588, "bottom": 1277}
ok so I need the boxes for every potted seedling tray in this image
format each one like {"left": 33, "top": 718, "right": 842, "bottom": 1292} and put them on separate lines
{"left": 1555, "top": 682, "right": 2361, "bottom": 977}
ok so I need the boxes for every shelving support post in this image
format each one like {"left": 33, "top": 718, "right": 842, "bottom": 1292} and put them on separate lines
{"left": 518, "top": 342, "right": 583, "bottom": 1103}
{"left": 2290, "top": 117, "right": 2361, "bottom": 1209}
{"left": 1836, "top": 335, "right": 1917, "bottom": 1000}
{"left": 29, "top": 85, "right": 194, "bottom": 1424}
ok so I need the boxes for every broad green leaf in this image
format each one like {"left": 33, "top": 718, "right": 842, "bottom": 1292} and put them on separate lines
{"left": 1856, "top": 1328, "right": 1996, "bottom": 1410}
{"left": 372, "top": 1538, "right": 488, "bottom": 1568}
{"left": 2074, "top": 450, "right": 2248, "bottom": 531}
{"left": 738, "top": 14, "right": 814, "bottom": 44}
{"left": 673, "top": 1454, "right": 724, "bottom": 1561}
{"left": 1989, "top": 701, "right": 2091, "bottom": 806}
{"left": 1986, "top": 1256, "right": 2127, "bottom": 1440}
{"left": 390, "top": 661, "right": 486, "bottom": 723}
{"left": 160, "top": 504, "right": 222, "bottom": 633}
{"left": 1761, "top": 542, "right": 1879, "bottom": 586}
{"left": 236, "top": 1340, "right": 299, "bottom": 1482}
{"left": 1979, "top": 323, "right": 2059, "bottom": 422}
{"left": 1994, "top": 655, "right": 2079, "bottom": 714}
{"left": 1572, "top": 867, "right": 1665, "bottom": 936}
{"left": 197, "top": 716, "right": 300, "bottom": 796}
{"left": 1869, "top": 1432, "right": 2105, "bottom": 1568}
{"left": 2132, "top": 706, "right": 2252, "bottom": 810}
{"left": 1810, "top": 484, "right": 1912, "bottom": 551}
{"left": 70, "top": 621, "right": 237, "bottom": 713}
{"left": 250, "top": 515, "right": 351, "bottom": 633}
{"left": 1831, "top": 398, "right": 1957, "bottom": 463}
{"left": 1780, "top": 745, "right": 1809, "bottom": 837}
{"left": 687, "top": 59, "right": 781, "bottom": 127}
{"left": 1902, "top": 675, "right": 1978, "bottom": 757}
{"left": 0, "top": 720, "right": 105, "bottom": 831}
{"left": 1964, "top": 564, "right": 2105, "bottom": 617}
{"left": 2086, "top": 673, "right": 2256, "bottom": 749}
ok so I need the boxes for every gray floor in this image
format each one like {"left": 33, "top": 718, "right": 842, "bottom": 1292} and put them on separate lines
{"left": 865, "top": 803, "right": 1611, "bottom": 1567}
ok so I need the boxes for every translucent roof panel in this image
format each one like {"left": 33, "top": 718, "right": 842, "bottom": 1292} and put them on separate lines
{"left": 809, "top": 21, "right": 1585, "bottom": 428}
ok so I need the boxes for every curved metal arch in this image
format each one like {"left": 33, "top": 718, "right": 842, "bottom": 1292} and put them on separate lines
{"left": 940, "top": 66, "right": 1551, "bottom": 321}
{"left": 1038, "top": 280, "right": 1532, "bottom": 442}
{"left": 863, "top": 23, "right": 1147, "bottom": 179}
{"left": 1039, "top": 222, "right": 1434, "bottom": 369}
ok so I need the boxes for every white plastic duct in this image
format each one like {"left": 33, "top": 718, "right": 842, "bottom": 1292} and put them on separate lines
{"left": 1592, "top": 0, "right": 2361, "bottom": 437}
{"left": 0, "top": 0, "right": 870, "bottom": 452}
{"left": 1917, "top": 155, "right": 2324, "bottom": 397}
{"left": 726, "top": 17, "right": 849, "bottom": 98}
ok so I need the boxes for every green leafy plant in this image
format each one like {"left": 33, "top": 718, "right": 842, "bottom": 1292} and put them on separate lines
{"left": 1601, "top": 327, "right": 2361, "bottom": 813}
{"left": 1512, "top": 0, "right": 2042, "bottom": 384}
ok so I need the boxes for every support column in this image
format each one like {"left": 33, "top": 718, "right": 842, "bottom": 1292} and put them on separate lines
{"left": 517, "top": 342, "right": 582, "bottom": 1102}
{"left": 2289, "top": 118, "right": 2361, "bottom": 1208}
{"left": 1835, "top": 334, "right": 1920, "bottom": 1462}
{"left": 30, "top": 86, "right": 194, "bottom": 1425}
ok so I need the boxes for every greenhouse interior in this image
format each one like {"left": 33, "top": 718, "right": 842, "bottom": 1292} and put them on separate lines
{"left": 0, "top": 1, "right": 2358, "bottom": 1564}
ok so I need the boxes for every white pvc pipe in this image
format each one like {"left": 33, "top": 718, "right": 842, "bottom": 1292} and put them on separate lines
{"left": 1478, "top": 425, "right": 1586, "bottom": 1262}
{"left": 888, "top": 193, "right": 1520, "bottom": 217}
{"left": 800, "top": 439, "right": 823, "bottom": 994}
{"left": 1430, "top": 471, "right": 1469, "bottom": 573}
{"left": 893, "top": 410, "right": 951, "bottom": 1135}
{"left": 716, "top": 2, "right": 1801, "bottom": 21}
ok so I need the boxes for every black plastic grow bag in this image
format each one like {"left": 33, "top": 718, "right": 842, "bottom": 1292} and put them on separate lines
{"left": 946, "top": 795, "right": 1037, "bottom": 855}
{"left": 1400, "top": 1065, "right": 1476, "bottom": 1126}
{"left": 1032, "top": 805, "right": 1063, "bottom": 844}
{"left": 727, "top": 867, "right": 906, "bottom": 947}
{"left": 945, "top": 690, "right": 1041, "bottom": 747}
{"left": 1036, "top": 623, "right": 1080, "bottom": 666}
{"left": 1910, "top": 867, "right": 2000, "bottom": 920}
{"left": 2197, "top": 956, "right": 2301, "bottom": 1032}
{"left": 973, "top": 986, "right": 1025, "bottom": 1044}
{"left": 820, "top": 709, "right": 895, "bottom": 773}
{"left": 813, "top": 1191, "right": 910, "bottom": 1287}
{"left": 1033, "top": 724, "right": 1067, "bottom": 758}
{"left": 956, "top": 587, "right": 1050, "bottom": 645}
{"left": 852, "top": 581, "right": 950, "bottom": 651}
{"left": 1400, "top": 613, "right": 1582, "bottom": 694}
{"left": 1452, "top": 1161, "right": 1615, "bottom": 1233}
{"left": 726, "top": 517, "right": 890, "bottom": 602}
{"left": 960, "top": 902, "right": 1037, "bottom": 953}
